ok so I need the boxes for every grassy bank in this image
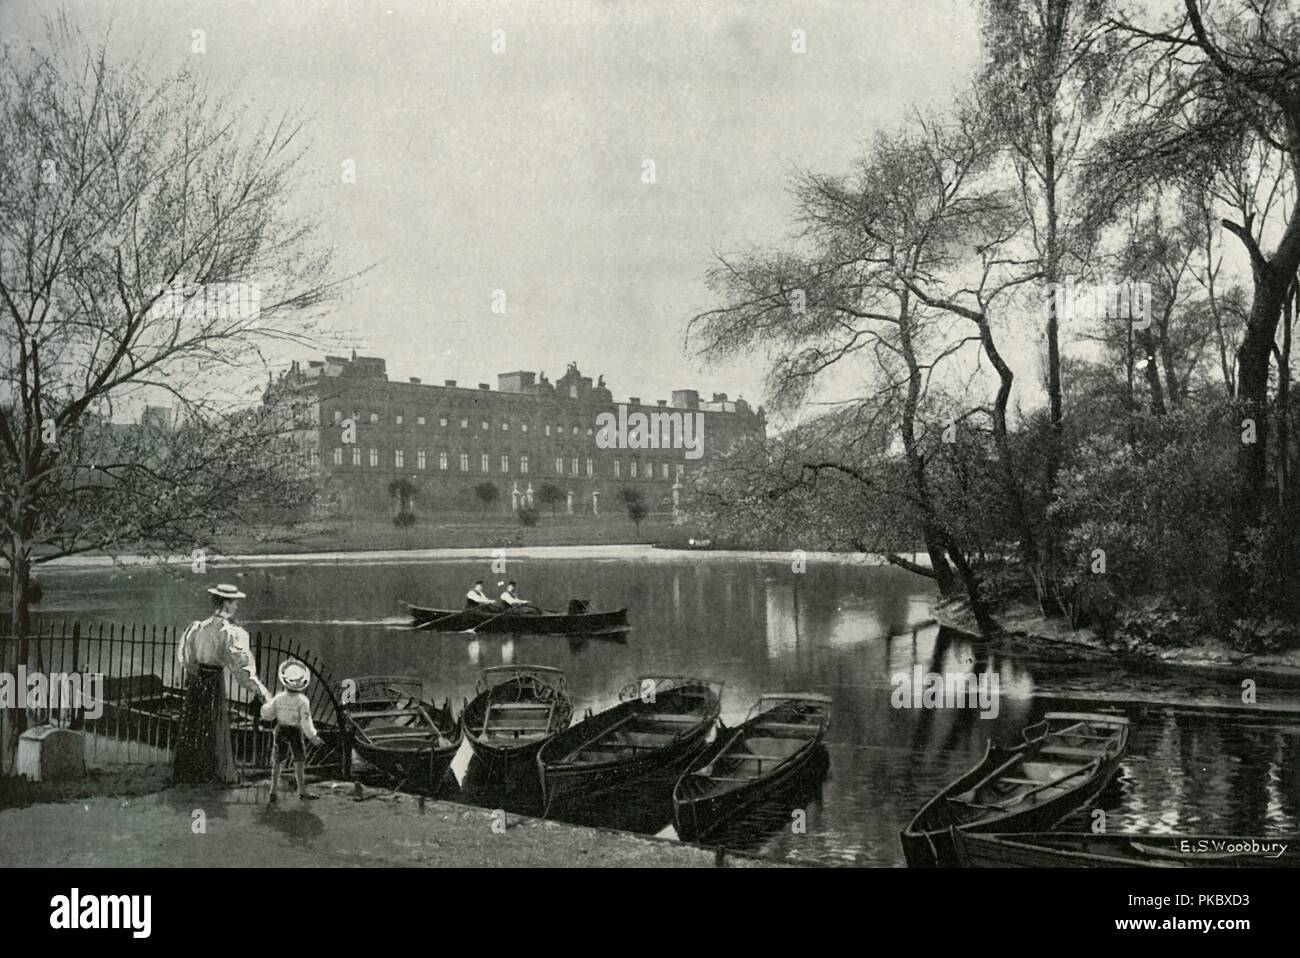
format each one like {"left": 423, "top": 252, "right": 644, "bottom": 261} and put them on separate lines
{"left": 212, "top": 514, "right": 683, "bottom": 555}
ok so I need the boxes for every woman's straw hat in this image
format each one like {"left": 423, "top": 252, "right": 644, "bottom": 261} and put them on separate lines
{"left": 207, "top": 583, "right": 247, "bottom": 600}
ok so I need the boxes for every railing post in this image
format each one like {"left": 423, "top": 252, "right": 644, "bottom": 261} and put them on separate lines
{"left": 70, "top": 621, "right": 82, "bottom": 731}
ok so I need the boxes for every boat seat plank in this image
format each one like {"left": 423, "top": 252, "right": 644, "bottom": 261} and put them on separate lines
{"left": 486, "top": 724, "right": 550, "bottom": 733}
{"left": 490, "top": 703, "right": 551, "bottom": 710}
{"left": 964, "top": 758, "right": 1098, "bottom": 809}
{"left": 1041, "top": 746, "right": 1103, "bottom": 758}
{"left": 613, "top": 733, "right": 675, "bottom": 746}
{"left": 728, "top": 753, "right": 792, "bottom": 762}
{"left": 700, "top": 775, "right": 760, "bottom": 783}
{"left": 757, "top": 722, "right": 820, "bottom": 734}
{"left": 349, "top": 708, "right": 424, "bottom": 719}
{"left": 580, "top": 741, "right": 647, "bottom": 751}
{"left": 644, "top": 714, "right": 698, "bottom": 723}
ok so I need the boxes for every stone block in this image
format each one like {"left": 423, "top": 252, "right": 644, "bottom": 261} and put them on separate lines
{"left": 16, "top": 725, "right": 87, "bottom": 782}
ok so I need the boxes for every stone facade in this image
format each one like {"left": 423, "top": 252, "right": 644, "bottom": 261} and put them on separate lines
{"left": 267, "top": 354, "right": 765, "bottom": 518}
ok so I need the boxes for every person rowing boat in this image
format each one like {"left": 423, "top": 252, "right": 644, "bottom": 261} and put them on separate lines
{"left": 465, "top": 580, "right": 493, "bottom": 610}
{"left": 498, "top": 580, "right": 540, "bottom": 614}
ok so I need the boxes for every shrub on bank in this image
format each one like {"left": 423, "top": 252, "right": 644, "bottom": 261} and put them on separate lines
{"left": 1228, "top": 617, "right": 1300, "bottom": 655}
{"left": 1113, "top": 601, "right": 1200, "bottom": 650}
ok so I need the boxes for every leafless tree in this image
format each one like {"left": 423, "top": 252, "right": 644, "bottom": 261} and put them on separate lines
{"left": 0, "top": 20, "right": 348, "bottom": 766}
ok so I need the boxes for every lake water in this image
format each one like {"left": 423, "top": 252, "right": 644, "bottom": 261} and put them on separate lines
{"left": 34, "top": 546, "right": 1300, "bottom": 866}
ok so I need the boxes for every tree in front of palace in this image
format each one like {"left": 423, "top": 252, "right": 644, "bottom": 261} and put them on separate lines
{"left": 617, "top": 487, "right": 648, "bottom": 536}
{"left": 473, "top": 482, "right": 499, "bottom": 516}
{"left": 537, "top": 483, "right": 566, "bottom": 517}
{"left": 388, "top": 478, "right": 418, "bottom": 526}
{"left": 516, "top": 505, "right": 540, "bottom": 530}
{"left": 0, "top": 21, "right": 343, "bottom": 769}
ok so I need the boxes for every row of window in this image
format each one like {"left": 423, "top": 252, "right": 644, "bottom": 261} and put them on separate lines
{"left": 331, "top": 408, "right": 605, "bottom": 438}
{"left": 326, "top": 448, "right": 685, "bottom": 479}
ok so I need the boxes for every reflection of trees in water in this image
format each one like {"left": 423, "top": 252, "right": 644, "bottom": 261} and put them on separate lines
{"left": 1066, "top": 708, "right": 1300, "bottom": 836}
{"left": 1215, "top": 721, "right": 1283, "bottom": 835}
{"left": 1273, "top": 732, "right": 1300, "bottom": 829}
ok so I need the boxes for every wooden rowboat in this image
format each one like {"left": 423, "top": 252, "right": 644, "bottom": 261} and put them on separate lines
{"left": 901, "top": 711, "right": 1130, "bottom": 867}
{"left": 463, "top": 666, "right": 573, "bottom": 773}
{"left": 536, "top": 676, "right": 723, "bottom": 811}
{"left": 950, "top": 830, "right": 1300, "bottom": 868}
{"left": 673, "top": 692, "right": 832, "bottom": 844}
{"left": 408, "top": 601, "right": 629, "bottom": 636}
{"left": 341, "top": 676, "right": 462, "bottom": 792}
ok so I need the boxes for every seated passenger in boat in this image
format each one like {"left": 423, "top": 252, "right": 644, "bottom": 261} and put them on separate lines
{"left": 465, "top": 580, "right": 494, "bottom": 610}
{"left": 499, "top": 581, "right": 540, "bottom": 614}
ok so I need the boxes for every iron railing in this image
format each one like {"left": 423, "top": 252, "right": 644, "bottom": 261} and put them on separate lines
{"left": 0, "top": 618, "right": 348, "bottom": 779}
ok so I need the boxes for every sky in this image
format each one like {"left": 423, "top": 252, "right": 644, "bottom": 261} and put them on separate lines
{"left": 4, "top": 0, "right": 984, "bottom": 420}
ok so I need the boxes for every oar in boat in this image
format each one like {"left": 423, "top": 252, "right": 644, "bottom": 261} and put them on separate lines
{"left": 461, "top": 606, "right": 520, "bottom": 635}
{"left": 412, "top": 607, "right": 469, "bottom": 631}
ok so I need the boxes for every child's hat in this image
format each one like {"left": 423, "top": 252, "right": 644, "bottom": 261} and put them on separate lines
{"left": 279, "top": 659, "right": 310, "bottom": 692}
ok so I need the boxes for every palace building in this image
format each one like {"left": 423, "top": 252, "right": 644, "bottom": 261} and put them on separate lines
{"left": 266, "top": 353, "right": 766, "bottom": 518}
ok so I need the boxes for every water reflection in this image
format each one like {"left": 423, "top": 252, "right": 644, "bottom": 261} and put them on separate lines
{"left": 37, "top": 551, "right": 1300, "bottom": 865}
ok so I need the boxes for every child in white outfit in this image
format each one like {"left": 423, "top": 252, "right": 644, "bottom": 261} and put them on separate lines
{"left": 261, "top": 659, "right": 325, "bottom": 801}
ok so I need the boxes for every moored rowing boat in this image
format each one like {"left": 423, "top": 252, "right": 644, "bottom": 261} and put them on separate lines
{"left": 463, "top": 666, "right": 573, "bottom": 773}
{"left": 673, "top": 692, "right": 832, "bottom": 843}
{"left": 901, "top": 711, "right": 1130, "bottom": 867}
{"left": 537, "top": 676, "right": 723, "bottom": 811}
{"left": 341, "top": 675, "right": 461, "bottom": 792}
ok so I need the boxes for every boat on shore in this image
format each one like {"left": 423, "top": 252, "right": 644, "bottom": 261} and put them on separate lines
{"left": 463, "top": 666, "right": 573, "bottom": 773}
{"left": 901, "top": 711, "right": 1130, "bottom": 867}
{"left": 673, "top": 692, "right": 832, "bottom": 844}
{"left": 408, "top": 601, "right": 628, "bottom": 636}
{"left": 537, "top": 676, "right": 722, "bottom": 811}
{"left": 950, "top": 829, "right": 1299, "bottom": 868}
{"left": 340, "top": 675, "right": 462, "bottom": 792}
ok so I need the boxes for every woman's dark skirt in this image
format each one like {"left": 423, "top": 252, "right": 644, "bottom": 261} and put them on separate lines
{"left": 173, "top": 665, "right": 238, "bottom": 784}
